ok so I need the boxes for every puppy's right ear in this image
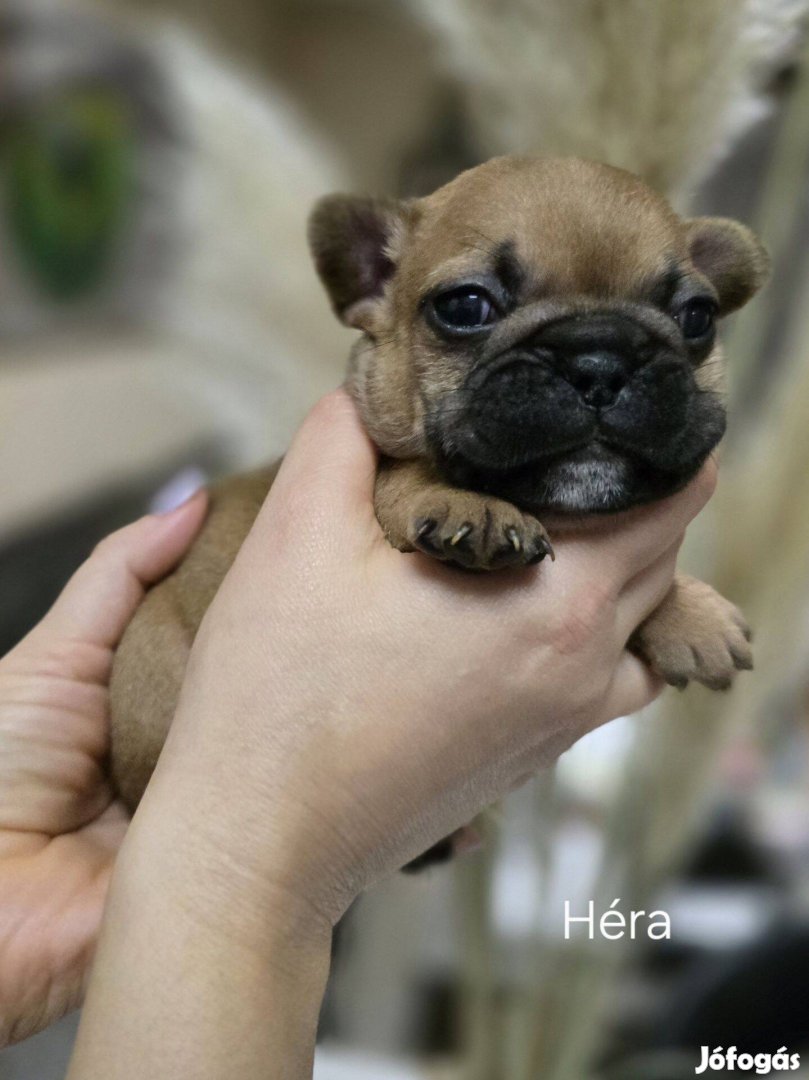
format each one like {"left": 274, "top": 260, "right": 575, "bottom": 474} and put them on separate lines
{"left": 308, "top": 195, "right": 409, "bottom": 331}
{"left": 685, "top": 217, "right": 770, "bottom": 314}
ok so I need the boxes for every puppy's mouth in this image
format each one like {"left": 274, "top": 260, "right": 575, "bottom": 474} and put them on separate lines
{"left": 427, "top": 353, "right": 726, "bottom": 515}
{"left": 438, "top": 442, "right": 695, "bottom": 515}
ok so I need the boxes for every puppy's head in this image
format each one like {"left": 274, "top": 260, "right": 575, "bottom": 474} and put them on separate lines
{"left": 309, "top": 157, "right": 769, "bottom": 514}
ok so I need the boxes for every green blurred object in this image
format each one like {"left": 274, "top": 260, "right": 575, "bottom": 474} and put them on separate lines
{"left": 4, "top": 89, "right": 131, "bottom": 300}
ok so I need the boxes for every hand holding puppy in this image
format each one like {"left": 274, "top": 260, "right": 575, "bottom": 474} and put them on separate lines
{"left": 67, "top": 388, "right": 716, "bottom": 1079}
{"left": 0, "top": 387, "right": 707, "bottom": 1069}
{"left": 124, "top": 389, "right": 715, "bottom": 927}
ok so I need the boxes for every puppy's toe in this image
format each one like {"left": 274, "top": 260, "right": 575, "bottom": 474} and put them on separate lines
{"left": 632, "top": 579, "right": 753, "bottom": 692}
{"left": 408, "top": 494, "right": 551, "bottom": 570}
{"left": 487, "top": 513, "right": 554, "bottom": 569}
{"left": 408, "top": 508, "right": 479, "bottom": 567}
{"left": 411, "top": 515, "right": 445, "bottom": 557}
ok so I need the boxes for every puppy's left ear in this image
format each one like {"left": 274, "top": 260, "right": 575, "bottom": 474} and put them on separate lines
{"left": 685, "top": 217, "right": 770, "bottom": 314}
{"left": 308, "top": 194, "right": 411, "bottom": 331}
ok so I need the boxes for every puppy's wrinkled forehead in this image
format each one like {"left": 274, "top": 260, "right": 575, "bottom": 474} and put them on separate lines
{"left": 402, "top": 157, "right": 684, "bottom": 301}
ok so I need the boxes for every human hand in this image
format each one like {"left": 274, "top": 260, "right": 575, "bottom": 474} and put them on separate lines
{"left": 140, "top": 389, "right": 715, "bottom": 932}
{"left": 0, "top": 493, "right": 207, "bottom": 1046}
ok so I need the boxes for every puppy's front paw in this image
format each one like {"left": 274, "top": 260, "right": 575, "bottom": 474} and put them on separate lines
{"left": 632, "top": 576, "right": 752, "bottom": 691}
{"left": 407, "top": 490, "right": 552, "bottom": 570}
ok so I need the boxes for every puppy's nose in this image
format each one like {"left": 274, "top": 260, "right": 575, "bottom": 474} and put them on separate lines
{"left": 564, "top": 351, "right": 629, "bottom": 410}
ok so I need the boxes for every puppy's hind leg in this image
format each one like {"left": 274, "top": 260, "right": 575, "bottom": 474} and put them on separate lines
{"left": 109, "top": 579, "right": 192, "bottom": 811}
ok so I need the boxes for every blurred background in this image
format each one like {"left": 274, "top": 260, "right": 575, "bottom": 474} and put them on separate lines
{"left": 3, "top": 1, "right": 809, "bottom": 1077}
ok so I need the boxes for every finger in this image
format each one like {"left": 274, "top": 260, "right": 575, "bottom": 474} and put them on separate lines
{"left": 264, "top": 388, "right": 379, "bottom": 526}
{"left": 598, "top": 651, "right": 665, "bottom": 725}
{"left": 20, "top": 492, "right": 208, "bottom": 654}
{"left": 559, "top": 456, "right": 716, "bottom": 585}
{"left": 615, "top": 537, "right": 681, "bottom": 642}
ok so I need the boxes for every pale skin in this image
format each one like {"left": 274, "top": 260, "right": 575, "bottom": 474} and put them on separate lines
{"left": 0, "top": 390, "right": 716, "bottom": 1077}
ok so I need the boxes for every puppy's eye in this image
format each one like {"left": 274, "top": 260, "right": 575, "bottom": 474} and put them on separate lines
{"left": 430, "top": 286, "right": 498, "bottom": 332}
{"left": 676, "top": 298, "right": 717, "bottom": 340}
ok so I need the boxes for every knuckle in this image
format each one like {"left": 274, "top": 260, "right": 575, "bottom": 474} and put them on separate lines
{"left": 90, "top": 515, "right": 154, "bottom": 567}
{"left": 91, "top": 530, "right": 127, "bottom": 562}
{"left": 550, "top": 583, "right": 616, "bottom": 657}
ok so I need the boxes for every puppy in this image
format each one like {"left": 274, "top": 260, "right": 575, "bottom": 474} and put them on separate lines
{"left": 110, "top": 156, "right": 768, "bottom": 833}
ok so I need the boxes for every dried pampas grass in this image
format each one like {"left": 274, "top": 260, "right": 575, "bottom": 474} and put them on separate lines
{"left": 413, "top": 0, "right": 809, "bottom": 199}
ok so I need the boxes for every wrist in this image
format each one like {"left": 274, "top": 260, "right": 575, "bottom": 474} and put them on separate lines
{"left": 125, "top": 754, "right": 348, "bottom": 942}
{"left": 70, "top": 788, "right": 333, "bottom": 1080}
{"left": 142, "top": 687, "right": 372, "bottom": 925}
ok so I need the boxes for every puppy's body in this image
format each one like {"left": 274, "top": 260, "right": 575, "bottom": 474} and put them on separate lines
{"left": 110, "top": 156, "right": 767, "bottom": 817}
{"left": 111, "top": 466, "right": 277, "bottom": 808}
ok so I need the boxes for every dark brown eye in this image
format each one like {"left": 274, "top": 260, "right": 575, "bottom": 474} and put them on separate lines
{"left": 676, "top": 298, "right": 717, "bottom": 340}
{"left": 430, "top": 286, "right": 498, "bottom": 332}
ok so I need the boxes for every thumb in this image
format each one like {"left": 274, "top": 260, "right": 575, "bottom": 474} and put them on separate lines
{"left": 259, "top": 387, "right": 379, "bottom": 534}
{"left": 15, "top": 492, "right": 209, "bottom": 658}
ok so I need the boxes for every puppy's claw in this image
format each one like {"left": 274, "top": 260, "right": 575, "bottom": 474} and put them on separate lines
{"left": 527, "top": 537, "right": 553, "bottom": 565}
{"left": 450, "top": 523, "right": 473, "bottom": 547}
{"left": 405, "top": 492, "right": 548, "bottom": 571}
{"left": 730, "top": 647, "right": 754, "bottom": 671}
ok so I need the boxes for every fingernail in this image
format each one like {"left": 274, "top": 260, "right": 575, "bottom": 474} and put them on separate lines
{"left": 152, "top": 468, "right": 208, "bottom": 515}
{"left": 156, "top": 487, "right": 207, "bottom": 518}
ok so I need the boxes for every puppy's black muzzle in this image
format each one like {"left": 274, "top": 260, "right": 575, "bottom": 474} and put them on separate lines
{"left": 483, "top": 310, "right": 663, "bottom": 412}
{"left": 429, "top": 309, "right": 726, "bottom": 513}
{"left": 457, "top": 311, "right": 674, "bottom": 458}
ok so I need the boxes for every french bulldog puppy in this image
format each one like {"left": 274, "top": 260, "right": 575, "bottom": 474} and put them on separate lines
{"left": 110, "top": 156, "right": 768, "bottom": 828}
